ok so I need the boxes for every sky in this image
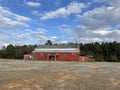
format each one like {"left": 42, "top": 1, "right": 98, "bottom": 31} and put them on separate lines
{"left": 0, "top": 0, "right": 120, "bottom": 47}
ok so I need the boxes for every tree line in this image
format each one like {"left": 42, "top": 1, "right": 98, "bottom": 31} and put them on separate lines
{"left": 0, "top": 45, "right": 37, "bottom": 59}
{"left": 80, "top": 41, "right": 120, "bottom": 62}
{"left": 0, "top": 41, "right": 120, "bottom": 62}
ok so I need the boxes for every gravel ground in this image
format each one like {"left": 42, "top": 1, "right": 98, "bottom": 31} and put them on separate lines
{"left": 0, "top": 59, "right": 120, "bottom": 90}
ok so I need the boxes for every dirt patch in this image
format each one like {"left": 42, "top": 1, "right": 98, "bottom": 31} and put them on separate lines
{"left": 1, "top": 79, "right": 43, "bottom": 90}
{"left": 57, "top": 79, "right": 65, "bottom": 83}
{"left": 57, "top": 69, "right": 70, "bottom": 75}
{"left": 56, "top": 69, "right": 76, "bottom": 84}
{"left": 56, "top": 74, "right": 73, "bottom": 83}
{"left": 88, "top": 68, "right": 100, "bottom": 72}
{"left": 109, "top": 78, "right": 120, "bottom": 87}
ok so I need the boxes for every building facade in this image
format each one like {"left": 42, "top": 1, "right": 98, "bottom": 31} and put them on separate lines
{"left": 31, "top": 45, "right": 80, "bottom": 61}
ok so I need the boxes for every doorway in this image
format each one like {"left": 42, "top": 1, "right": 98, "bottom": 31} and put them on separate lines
{"left": 49, "top": 55, "right": 56, "bottom": 61}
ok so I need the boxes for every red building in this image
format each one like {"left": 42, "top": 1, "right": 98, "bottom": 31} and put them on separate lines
{"left": 31, "top": 45, "right": 80, "bottom": 61}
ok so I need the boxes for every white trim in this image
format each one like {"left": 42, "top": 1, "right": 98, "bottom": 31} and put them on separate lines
{"left": 32, "top": 50, "right": 78, "bottom": 53}
{"left": 33, "top": 48, "right": 79, "bottom": 53}
{"left": 35, "top": 48, "right": 77, "bottom": 51}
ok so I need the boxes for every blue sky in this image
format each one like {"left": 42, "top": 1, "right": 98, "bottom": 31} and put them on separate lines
{"left": 0, "top": 0, "right": 120, "bottom": 47}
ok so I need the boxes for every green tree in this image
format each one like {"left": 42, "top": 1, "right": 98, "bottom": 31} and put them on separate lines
{"left": 5, "top": 44, "right": 15, "bottom": 59}
{"left": 45, "top": 40, "right": 52, "bottom": 45}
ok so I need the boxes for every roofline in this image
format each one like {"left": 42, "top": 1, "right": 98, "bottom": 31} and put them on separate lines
{"left": 36, "top": 45, "right": 78, "bottom": 49}
{"left": 32, "top": 51, "right": 78, "bottom": 53}
{"left": 35, "top": 48, "right": 78, "bottom": 50}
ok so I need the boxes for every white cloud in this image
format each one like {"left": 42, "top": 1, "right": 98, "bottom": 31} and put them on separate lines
{"left": 32, "top": 11, "right": 40, "bottom": 16}
{"left": 94, "top": 0, "right": 120, "bottom": 8}
{"left": 68, "top": 0, "right": 120, "bottom": 43}
{"left": 108, "top": 0, "right": 120, "bottom": 8}
{"left": 78, "top": 6, "right": 120, "bottom": 30}
{"left": 66, "top": 25, "right": 120, "bottom": 43}
{"left": 41, "top": 2, "right": 85, "bottom": 20}
{"left": 0, "top": 26, "right": 61, "bottom": 47}
{"left": 1, "top": 0, "right": 120, "bottom": 47}
{"left": 38, "top": 35, "right": 60, "bottom": 44}
{"left": 75, "top": 37, "right": 103, "bottom": 43}
{"left": 0, "top": 6, "right": 31, "bottom": 29}
{"left": 15, "top": 14, "right": 30, "bottom": 22}
{"left": 25, "top": 1, "right": 41, "bottom": 7}
{"left": 16, "top": 33, "right": 31, "bottom": 41}
{"left": 32, "top": 10, "right": 43, "bottom": 16}
{"left": 11, "top": 28, "right": 47, "bottom": 45}
{"left": 92, "top": 30, "right": 112, "bottom": 35}
{"left": 50, "top": 36, "right": 59, "bottom": 42}
{"left": 0, "top": 6, "right": 31, "bottom": 47}
{"left": 54, "top": 0, "right": 61, "bottom": 7}
{"left": 12, "top": 28, "right": 61, "bottom": 45}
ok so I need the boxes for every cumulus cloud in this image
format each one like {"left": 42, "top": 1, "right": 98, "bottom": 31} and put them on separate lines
{"left": 41, "top": 2, "right": 85, "bottom": 20}
{"left": 13, "top": 28, "right": 60, "bottom": 45}
{"left": 67, "top": 24, "right": 120, "bottom": 43}
{"left": 0, "top": 6, "right": 31, "bottom": 29}
{"left": 78, "top": 6, "right": 120, "bottom": 29}
{"left": 16, "top": 28, "right": 46, "bottom": 40}
{"left": 25, "top": 1, "right": 41, "bottom": 7}
{"left": 38, "top": 35, "right": 60, "bottom": 44}
{"left": 0, "top": 26, "right": 60, "bottom": 47}
{"left": 66, "top": 0, "right": 120, "bottom": 43}
{"left": 3, "top": 28, "right": 47, "bottom": 46}
{"left": 0, "top": 6, "right": 31, "bottom": 47}
{"left": 32, "top": 11, "right": 40, "bottom": 16}
{"left": 94, "top": 0, "right": 120, "bottom": 8}
{"left": 1, "top": 0, "right": 120, "bottom": 47}
{"left": 54, "top": 0, "right": 61, "bottom": 6}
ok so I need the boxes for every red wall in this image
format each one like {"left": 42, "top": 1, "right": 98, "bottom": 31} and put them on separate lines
{"left": 32, "top": 52, "right": 79, "bottom": 61}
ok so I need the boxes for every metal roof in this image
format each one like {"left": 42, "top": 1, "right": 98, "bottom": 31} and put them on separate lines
{"left": 37, "top": 45, "right": 78, "bottom": 48}
{"left": 32, "top": 45, "right": 79, "bottom": 53}
{"left": 33, "top": 48, "right": 79, "bottom": 53}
